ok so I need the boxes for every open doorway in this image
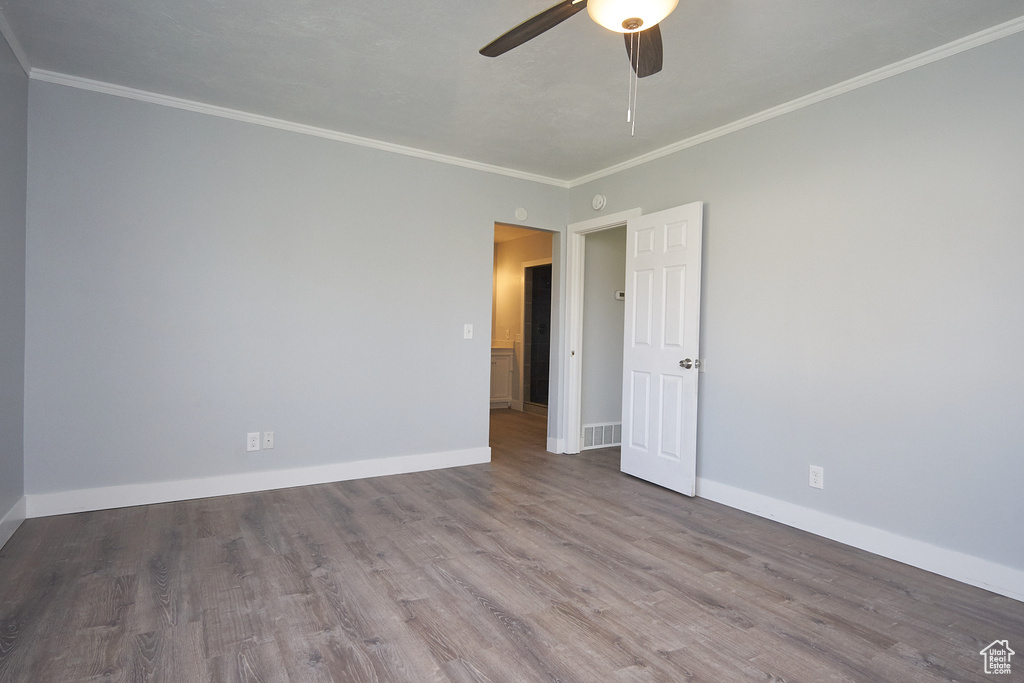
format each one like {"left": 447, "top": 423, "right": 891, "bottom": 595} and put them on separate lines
{"left": 523, "top": 262, "right": 552, "bottom": 416}
{"left": 558, "top": 204, "right": 704, "bottom": 498}
{"left": 491, "top": 224, "right": 553, "bottom": 436}
{"left": 579, "top": 226, "right": 626, "bottom": 447}
{"left": 559, "top": 208, "right": 642, "bottom": 454}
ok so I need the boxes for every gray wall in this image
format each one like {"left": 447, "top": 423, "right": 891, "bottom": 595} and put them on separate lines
{"left": 24, "top": 82, "right": 566, "bottom": 494}
{"left": 0, "top": 33, "right": 27, "bottom": 521}
{"left": 17, "top": 26, "right": 1024, "bottom": 578}
{"left": 580, "top": 226, "right": 625, "bottom": 425}
{"left": 570, "top": 32, "right": 1024, "bottom": 571}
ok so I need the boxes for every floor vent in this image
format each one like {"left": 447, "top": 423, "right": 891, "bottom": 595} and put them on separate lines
{"left": 582, "top": 423, "right": 622, "bottom": 450}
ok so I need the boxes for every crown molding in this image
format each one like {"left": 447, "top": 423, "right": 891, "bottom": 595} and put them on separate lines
{"left": 568, "top": 15, "right": 1024, "bottom": 188}
{"left": 0, "top": 6, "right": 30, "bottom": 76}
{"left": 28, "top": 69, "right": 570, "bottom": 189}
{"left": 21, "top": 13, "right": 1024, "bottom": 190}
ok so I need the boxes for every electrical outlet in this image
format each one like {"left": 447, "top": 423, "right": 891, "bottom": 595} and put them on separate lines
{"left": 246, "top": 432, "right": 261, "bottom": 452}
{"left": 263, "top": 431, "right": 274, "bottom": 449}
{"left": 809, "top": 465, "right": 824, "bottom": 489}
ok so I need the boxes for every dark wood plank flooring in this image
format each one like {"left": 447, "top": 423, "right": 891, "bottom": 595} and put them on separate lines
{"left": 1, "top": 409, "right": 1021, "bottom": 681}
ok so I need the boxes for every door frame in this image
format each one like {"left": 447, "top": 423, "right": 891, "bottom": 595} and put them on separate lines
{"left": 559, "top": 208, "right": 642, "bottom": 454}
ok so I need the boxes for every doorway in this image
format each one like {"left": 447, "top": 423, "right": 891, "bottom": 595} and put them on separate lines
{"left": 491, "top": 224, "right": 553, "bottom": 435}
{"left": 559, "top": 208, "right": 642, "bottom": 454}
{"left": 557, "top": 204, "right": 704, "bottom": 498}
{"left": 579, "top": 227, "right": 626, "bottom": 447}
{"left": 523, "top": 263, "right": 552, "bottom": 415}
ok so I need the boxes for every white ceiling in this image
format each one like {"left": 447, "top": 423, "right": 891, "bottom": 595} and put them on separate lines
{"left": 2, "top": 0, "right": 1024, "bottom": 183}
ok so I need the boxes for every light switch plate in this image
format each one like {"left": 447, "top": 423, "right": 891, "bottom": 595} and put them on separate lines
{"left": 464, "top": 323, "right": 474, "bottom": 339}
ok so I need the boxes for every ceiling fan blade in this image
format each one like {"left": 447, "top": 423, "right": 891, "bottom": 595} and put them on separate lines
{"left": 480, "top": 0, "right": 589, "bottom": 58}
{"left": 624, "top": 24, "right": 663, "bottom": 78}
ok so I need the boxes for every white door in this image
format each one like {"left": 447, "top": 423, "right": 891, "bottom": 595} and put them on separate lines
{"left": 620, "top": 202, "right": 703, "bottom": 495}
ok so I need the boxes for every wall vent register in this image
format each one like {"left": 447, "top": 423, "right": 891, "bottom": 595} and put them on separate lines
{"left": 582, "top": 422, "right": 622, "bottom": 449}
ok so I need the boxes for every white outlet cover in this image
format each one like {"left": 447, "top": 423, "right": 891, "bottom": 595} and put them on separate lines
{"left": 809, "top": 465, "right": 824, "bottom": 489}
{"left": 246, "top": 432, "right": 261, "bottom": 452}
{"left": 263, "top": 431, "right": 274, "bottom": 449}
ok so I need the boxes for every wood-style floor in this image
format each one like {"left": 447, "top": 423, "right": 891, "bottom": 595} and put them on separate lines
{"left": 1, "top": 410, "right": 1021, "bottom": 682}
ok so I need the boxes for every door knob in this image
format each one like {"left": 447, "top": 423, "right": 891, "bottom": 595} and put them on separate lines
{"left": 679, "top": 359, "right": 693, "bottom": 369}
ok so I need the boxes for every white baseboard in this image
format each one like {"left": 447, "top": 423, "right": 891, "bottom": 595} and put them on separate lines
{"left": 26, "top": 447, "right": 490, "bottom": 518}
{"left": 0, "top": 496, "right": 26, "bottom": 550}
{"left": 547, "top": 437, "right": 565, "bottom": 454}
{"left": 697, "top": 477, "right": 1024, "bottom": 603}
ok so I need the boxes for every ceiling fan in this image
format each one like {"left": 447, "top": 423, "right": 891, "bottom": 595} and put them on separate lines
{"left": 480, "top": 0, "right": 679, "bottom": 78}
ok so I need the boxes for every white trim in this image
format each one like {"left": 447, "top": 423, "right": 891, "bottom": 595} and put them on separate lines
{"left": 567, "top": 15, "right": 1024, "bottom": 188}
{"left": 561, "top": 208, "right": 642, "bottom": 454}
{"left": 697, "top": 478, "right": 1024, "bottom": 604}
{"left": 547, "top": 437, "right": 564, "bottom": 454}
{"left": 0, "top": 6, "right": 30, "bottom": 76}
{"left": 20, "top": 16, "right": 1024, "bottom": 188}
{"left": 0, "top": 496, "right": 26, "bottom": 550}
{"left": 26, "top": 447, "right": 489, "bottom": 518}
{"left": 28, "top": 69, "right": 568, "bottom": 189}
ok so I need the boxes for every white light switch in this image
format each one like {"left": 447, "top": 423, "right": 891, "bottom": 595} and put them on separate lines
{"left": 464, "top": 324, "right": 474, "bottom": 339}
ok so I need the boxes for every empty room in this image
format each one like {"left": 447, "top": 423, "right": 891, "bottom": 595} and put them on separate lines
{"left": 1, "top": 0, "right": 1022, "bottom": 680}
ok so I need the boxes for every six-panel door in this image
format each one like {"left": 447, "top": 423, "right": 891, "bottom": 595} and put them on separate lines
{"left": 620, "top": 202, "right": 703, "bottom": 496}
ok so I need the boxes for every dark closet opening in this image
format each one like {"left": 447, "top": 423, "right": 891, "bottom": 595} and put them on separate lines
{"left": 523, "top": 263, "right": 552, "bottom": 412}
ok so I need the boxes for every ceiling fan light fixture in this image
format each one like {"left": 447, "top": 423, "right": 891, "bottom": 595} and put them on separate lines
{"left": 586, "top": 0, "right": 678, "bottom": 33}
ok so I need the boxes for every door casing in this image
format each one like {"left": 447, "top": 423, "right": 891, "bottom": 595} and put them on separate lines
{"left": 559, "top": 208, "right": 642, "bottom": 454}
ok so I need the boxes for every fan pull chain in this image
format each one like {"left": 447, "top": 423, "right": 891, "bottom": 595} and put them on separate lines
{"left": 632, "top": 32, "right": 640, "bottom": 136}
{"left": 627, "top": 32, "right": 634, "bottom": 124}
{"left": 626, "top": 32, "right": 640, "bottom": 136}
